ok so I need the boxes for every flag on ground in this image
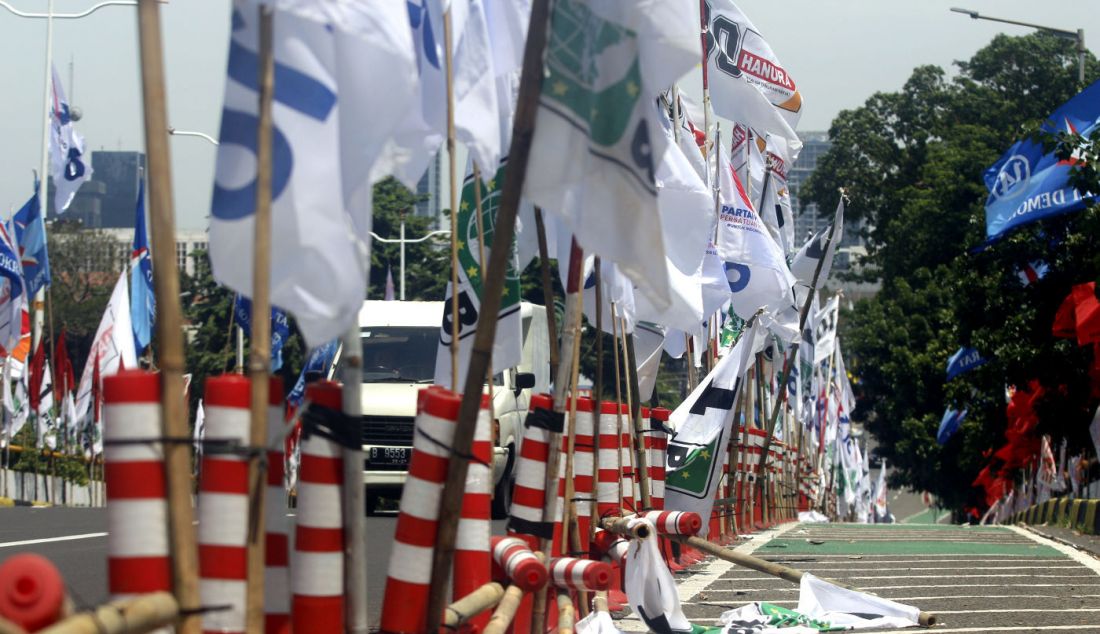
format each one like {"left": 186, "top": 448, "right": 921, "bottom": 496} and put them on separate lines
{"left": 12, "top": 187, "right": 50, "bottom": 298}
{"left": 209, "top": 0, "right": 417, "bottom": 347}
{"left": 984, "top": 79, "right": 1100, "bottom": 241}
{"left": 49, "top": 64, "right": 93, "bottom": 213}
{"left": 130, "top": 180, "right": 155, "bottom": 353}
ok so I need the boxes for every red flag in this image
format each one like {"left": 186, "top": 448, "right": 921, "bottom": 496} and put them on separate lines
{"left": 1052, "top": 291, "right": 1077, "bottom": 339}
{"left": 53, "top": 329, "right": 74, "bottom": 397}
{"left": 28, "top": 340, "right": 46, "bottom": 412}
{"left": 1072, "top": 282, "right": 1100, "bottom": 345}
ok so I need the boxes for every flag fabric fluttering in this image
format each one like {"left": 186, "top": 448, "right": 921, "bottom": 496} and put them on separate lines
{"left": 2, "top": 361, "right": 29, "bottom": 441}
{"left": 702, "top": 0, "right": 802, "bottom": 152}
{"left": 1037, "top": 434, "right": 1057, "bottom": 491}
{"left": 624, "top": 517, "right": 693, "bottom": 634}
{"left": 433, "top": 159, "right": 522, "bottom": 389}
{"left": 0, "top": 222, "right": 27, "bottom": 354}
{"left": 74, "top": 271, "right": 138, "bottom": 451}
{"left": 756, "top": 134, "right": 796, "bottom": 255}
{"left": 664, "top": 320, "right": 761, "bottom": 532}
{"left": 873, "top": 460, "right": 889, "bottom": 522}
{"left": 12, "top": 187, "right": 50, "bottom": 298}
{"left": 1017, "top": 260, "right": 1049, "bottom": 286}
{"left": 715, "top": 147, "right": 797, "bottom": 332}
{"left": 945, "top": 347, "right": 987, "bottom": 381}
{"left": 49, "top": 64, "right": 93, "bottom": 214}
{"left": 936, "top": 407, "right": 967, "bottom": 445}
{"left": 232, "top": 294, "right": 291, "bottom": 372}
{"left": 209, "top": 0, "right": 417, "bottom": 347}
{"left": 130, "top": 180, "right": 156, "bottom": 353}
{"left": 524, "top": 0, "right": 699, "bottom": 312}
{"left": 984, "top": 79, "right": 1100, "bottom": 241}
{"left": 790, "top": 197, "right": 844, "bottom": 289}
{"left": 287, "top": 339, "right": 340, "bottom": 408}
{"left": 812, "top": 295, "right": 839, "bottom": 364}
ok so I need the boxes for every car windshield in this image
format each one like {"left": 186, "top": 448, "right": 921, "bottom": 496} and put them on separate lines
{"left": 361, "top": 327, "right": 438, "bottom": 383}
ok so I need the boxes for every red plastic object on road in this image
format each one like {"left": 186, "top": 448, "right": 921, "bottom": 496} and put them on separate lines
{"left": 0, "top": 554, "right": 67, "bottom": 632}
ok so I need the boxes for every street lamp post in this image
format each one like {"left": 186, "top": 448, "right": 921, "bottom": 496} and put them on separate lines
{"left": 369, "top": 217, "right": 449, "bottom": 301}
{"left": 951, "top": 7, "right": 1086, "bottom": 85}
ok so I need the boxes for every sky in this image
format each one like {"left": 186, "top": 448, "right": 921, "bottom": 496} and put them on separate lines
{"left": 0, "top": 0, "right": 1096, "bottom": 229}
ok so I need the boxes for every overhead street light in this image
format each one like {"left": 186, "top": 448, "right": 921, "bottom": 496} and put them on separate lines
{"left": 369, "top": 215, "right": 450, "bottom": 301}
{"left": 950, "top": 7, "right": 1086, "bottom": 85}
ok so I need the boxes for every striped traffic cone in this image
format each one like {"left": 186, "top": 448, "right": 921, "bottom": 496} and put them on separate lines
{"left": 292, "top": 381, "right": 345, "bottom": 634}
{"left": 103, "top": 371, "right": 172, "bottom": 602}
{"left": 454, "top": 395, "right": 493, "bottom": 632}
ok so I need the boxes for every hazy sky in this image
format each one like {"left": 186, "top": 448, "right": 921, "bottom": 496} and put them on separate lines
{"left": 0, "top": 0, "right": 1096, "bottom": 229}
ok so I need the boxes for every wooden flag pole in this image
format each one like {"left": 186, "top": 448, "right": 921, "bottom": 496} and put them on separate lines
{"left": 589, "top": 258, "right": 603, "bottom": 543}
{"left": 609, "top": 303, "right": 625, "bottom": 510}
{"left": 424, "top": 0, "right": 553, "bottom": 629}
{"left": 753, "top": 192, "right": 843, "bottom": 521}
{"left": 443, "top": 9, "right": 461, "bottom": 391}
{"left": 624, "top": 328, "right": 652, "bottom": 511}
{"left": 534, "top": 209, "right": 560, "bottom": 380}
{"left": 244, "top": 8, "right": 274, "bottom": 633}
{"left": 135, "top": 1, "right": 199, "bottom": 630}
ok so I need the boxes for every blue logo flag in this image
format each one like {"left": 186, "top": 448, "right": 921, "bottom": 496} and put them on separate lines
{"left": 130, "top": 181, "right": 156, "bottom": 352}
{"left": 13, "top": 186, "right": 50, "bottom": 298}
{"left": 936, "top": 407, "right": 968, "bottom": 445}
{"left": 945, "top": 347, "right": 987, "bottom": 381}
{"left": 984, "top": 80, "right": 1100, "bottom": 240}
{"left": 287, "top": 339, "right": 339, "bottom": 407}
{"left": 233, "top": 294, "right": 291, "bottom": 371}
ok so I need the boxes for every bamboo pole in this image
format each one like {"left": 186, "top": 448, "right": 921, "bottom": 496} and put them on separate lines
{"left": 483, "top": 585, "right": 525, "bottom": 634}
{"left": 39, "top": 592, "right": 179, "bottom": 634}
{"left": 135, "top": 2, "right": 199, "bottom": 630}
{"left": 555, "top": 591, "right": 575, "bottom": 634}
{"left": 588, "top": 258, "right": 603, "bottom": 545}
{"left": 599, "top": 516, "right": 651, "bottom": 540}
{"left": 243, "top": 8, "right": 275, "bottom": 633}
{"left": 423, "top": 0, "right": 552, "bottom": 628}
{"left": 624, "top": 330, "right": 652, "bottom": 511}
{"left": 443, "top": 10, "right": 461, "bottom": 391}
{"left": 593, "top": 591, "right": 609, "bottom": 614}
{"left": 443, "top": 582, "right": 506, "bottom": 629}
{"left": 668, "top": 536, "right": 937, "bottom": 628}
{"left": 341, "top": 320, "right": 367, "bottom": 634}
{"left": 534, "top": 209, "right": 559, "bottom": 380}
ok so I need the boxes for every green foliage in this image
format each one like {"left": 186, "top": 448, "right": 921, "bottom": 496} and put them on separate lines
{"left": 804, "top": 33, "right": 1100, "bottom": 511}
{"left": 367, "top": 177, "right": 450, "bottom": 301}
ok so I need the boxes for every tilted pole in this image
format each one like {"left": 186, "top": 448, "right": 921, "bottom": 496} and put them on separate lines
{"left": 135, "top": 1, "right": 200, "bottom": 630}
{"left": 423, "top": 0, "right": 553, "bottom": 629}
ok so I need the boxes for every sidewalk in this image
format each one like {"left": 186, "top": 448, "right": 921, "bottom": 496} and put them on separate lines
{"left": 620, "top": 522, "right": 1100, "bottom": 632}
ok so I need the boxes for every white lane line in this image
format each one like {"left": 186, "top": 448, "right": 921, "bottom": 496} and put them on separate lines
{"left": 852, "top": 626, "right": 1100, "bottom": 633}
{"left": 758, "top": 553, "right": 1068, "bottom": 559}
{"left": 719, "top": 573, "right": 1099, "bottom": 580}
{"left": 692, "top": 594, "right": 1100, "bottom": 603}
{"left": 728, "top": 565, "right": 1083, "bottom": 572}
{"left": 935, "top": 608, "right": 1100, "bottom": 614}
{"left": 706, "top": 582, "right": 1100, "bottom": 592}
{"left": 759, "top": 558, "right": 1071, "bottom": 565}
{"left": 0, "top": 532, "right": 108, "bottom": 548}
{"left": 1008, "top": 524, "right": 1100, "bottom": 577}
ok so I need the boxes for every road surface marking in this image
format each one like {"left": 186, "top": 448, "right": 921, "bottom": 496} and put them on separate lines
{"left": 707, "top": 582, "right": 1100, "bottom": 592}
{"left": 1007, "top": 524, "right": 1100, "bottom": 576}
{"left": 857, "top": 627, "right": 1100, "bottom": 633}
{"left": 0, "top": 532, "right": 108, "bottom": 548}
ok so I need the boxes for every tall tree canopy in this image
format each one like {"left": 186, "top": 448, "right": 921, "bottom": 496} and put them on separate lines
{"left": 803, "top": 33, "right": 1100, "bottom": 512}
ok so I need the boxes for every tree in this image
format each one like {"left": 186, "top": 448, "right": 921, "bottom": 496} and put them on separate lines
{"left": 367, "top": 177, "right": 451, "bottom": 301}
{"left": 803, "top": 33, "right": 1099, "bottom": 512}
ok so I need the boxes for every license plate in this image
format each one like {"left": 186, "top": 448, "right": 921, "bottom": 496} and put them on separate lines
{"left": 368, "top": 447, "right": 410, "bottom": 465}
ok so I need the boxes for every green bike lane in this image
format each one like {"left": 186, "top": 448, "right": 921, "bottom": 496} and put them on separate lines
{"left": 622, "top": 522, "right": 1100, "bottom": 632}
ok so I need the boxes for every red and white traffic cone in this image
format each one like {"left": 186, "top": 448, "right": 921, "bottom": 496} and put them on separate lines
{"left": 596, "top": 402, "right": 621, "bottom": 520}
{"left": 103, "top": 371, "right": 172, "bottom": 602}
{"left": 454, "top": 395, "right": 493, "bottom": 632}
{"left": 490, "top": 536, "right": 547, "bottom": 592}
{"left": 571, "top": 397, "right": 595, "bottom": 552}
{"left": 641, "top": 510, "right": 702, "bottom": 536}
{"left": 380, "top": 387, "right": 459, "bottom": 634}
{"left": 589, "top": 530, "right": 628, "bottom": 612}
{"left": 292, "top": 381, "right": 345, "bottom": 634}
{"left": 548, "top": 558, "right": 612, "bottom": 592}
{"left": 198, "top": 374, "right": 251, "bottom": 634}
{"left": 264, "top": 376, "right": 290, "bottom": 634}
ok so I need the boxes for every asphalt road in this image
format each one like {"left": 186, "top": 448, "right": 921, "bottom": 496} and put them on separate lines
{"left": 0, "top": 507, "right": 451, "bottom": 628}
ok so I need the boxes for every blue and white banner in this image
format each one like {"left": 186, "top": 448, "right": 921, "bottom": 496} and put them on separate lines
{"left": 936, "top": 407, "right": 967, "bottom": 445}
{"left": 210, "top": 0, "right": 416, "bottom": 347}
{"left": 945, "top": 346, "right": 987, "bottom": 381}
{"left": 287, "top": 339, "right": 339, "bottom": 407}
{"left": 13, "top": 187, "right": 50, "bottom": 298}
{"left": 130, "top": 180, "right": 155, "bottom": 353}
{"left": 49, "top": 64, "right": 92, "bottom": 214}
{"left": 233, "top": 294, "right": 291, "bottom": 372}
{"left": 0, "top": 223, "right": 25, "bottom": 353}
{"left": 984, "top": 80, "right": 1100, "bottom": 240}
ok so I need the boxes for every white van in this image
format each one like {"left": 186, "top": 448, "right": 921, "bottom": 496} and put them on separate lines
{"left": 356, "top": 300, "right": 550, "bottom": 516}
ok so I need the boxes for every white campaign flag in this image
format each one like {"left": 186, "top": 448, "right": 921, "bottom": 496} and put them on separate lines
{"left": 74, "top": 272, "right": 138, "bottom": 441}
{"left": 703, "top": 0, "right": 802, "bottom": 151}
{"left": 525, "top": 0, "right": 699, "bottom": 312}
{"left": 791, "top": 197, "right": 845, "bottom": 289}
{"left": 3, "top": 361, "right": 28, "bottom": 440}
{"left": 211, "top": 0, "right": 416, "bottom": 347}
{"left": 715, "top": 147, "right": 797, "bottom": 331}
{"left": 36, "top": 359, "right": 58, "bottom": 450}
{"left": 664, "top": 321, "right": 761, "bottom": 532}
{"left": 625, "top": 518, "right": 692, "bottom": 634}
{"left": 797, "top": 574, "right": 920, "bottom": 630}
{"left": 193, "top": 400, "right": 206, "bottom": 472}
{"left": 49, "top": 64, "right": 93, "bottom": 213}
{"left": 634, "top": 322, "right": 666, "bottom": 402}
{"left": 757, "top": 134, "right": 796, "bottom": 255}
{"left": 873, "top": 460, "right": 889, "bottom": 521}
{"left": 813, "top": 295, "right": 839, "bottom": 364}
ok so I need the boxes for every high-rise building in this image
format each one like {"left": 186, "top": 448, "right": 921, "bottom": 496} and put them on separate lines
{"left": 413, "top": 151, "right": 442, "bottom": 227}
{"left": 51, "top": 150, "right": 146, "bottom": 229}
{"left": 789, "top": 131, "right": 831, "bottom": 244}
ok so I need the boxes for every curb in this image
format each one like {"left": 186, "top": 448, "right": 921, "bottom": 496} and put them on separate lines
{"left": 1009, "top": 498, "right": 1099, "bottom": 535}
{"left": 0, "top": 497, "right": 52, "bottom": 508}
